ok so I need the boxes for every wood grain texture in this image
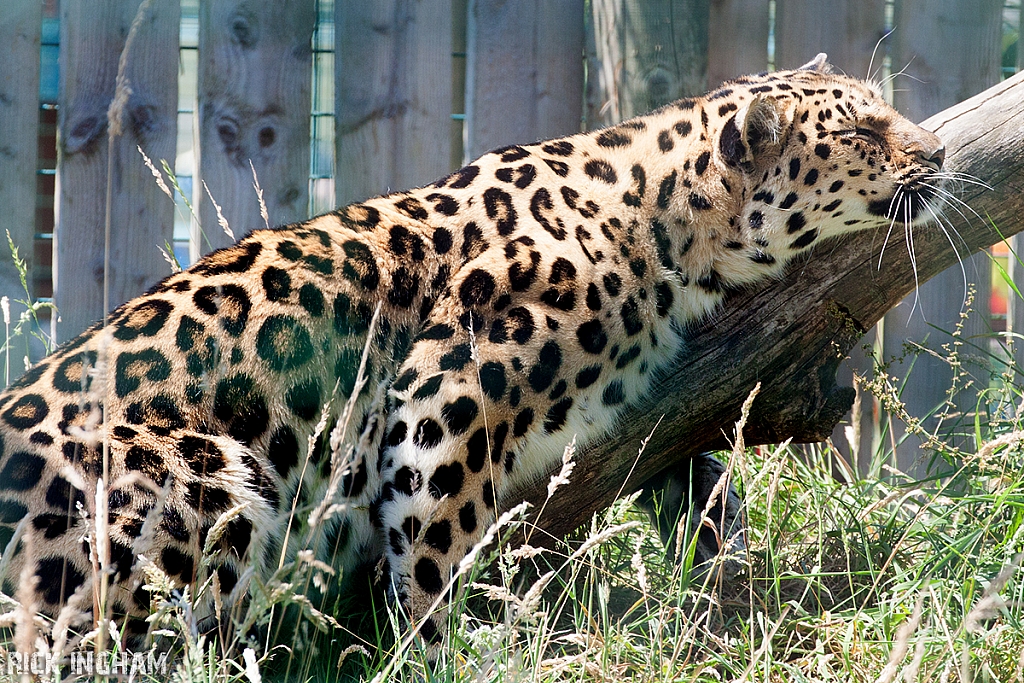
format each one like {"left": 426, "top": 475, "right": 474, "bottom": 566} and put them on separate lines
{"left": 196, "top": 0, "right": 314, "bottom": 255}
{"left": 0, "top": 0, "right": 42, "bottom": 380}
{"left": 55, "top": 0, "right": 179, "bottom": 341}
{"left": 586, "top": 0, "right": 709, "bottom": 130}
{"left": 464, "top": 0, "right": 585, "bottom": 159}
{"left": 708, "top": 0, "right": 768, "bottom": 85}
{"left": 882, "top": 0, "right": 1003, "bottom": 470}
{"left": 451, "top": 0, "right": 469, "bottom": 171}
{"left": 335, "top": 0, "right": 452, "bottom": 206}
{"left": 506, "top": 71, "right": 1024, "bottom": 542}
{"left": 1008, "top": 30, "right": 1024, "bottom": 371}
{"left": 774, "top": 0, "right": 887, "bottom": 76}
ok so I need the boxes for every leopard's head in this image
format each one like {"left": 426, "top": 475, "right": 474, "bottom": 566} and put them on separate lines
{"left": 713, "top": 54, "right": 946, "bottom": 251}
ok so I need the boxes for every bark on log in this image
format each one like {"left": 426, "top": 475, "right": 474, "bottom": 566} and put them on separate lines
{"left": 505, "top": 70, "right": 1024, "bottom": 542}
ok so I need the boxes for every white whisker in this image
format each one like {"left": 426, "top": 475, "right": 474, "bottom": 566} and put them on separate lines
{"left": 866, "top": 27, "right": 897, "bottom": 84}
{"left": 878, "top": 186, "right": 905, "bottom": 270}
{"left": 928, "top": 185, "right": 986, "bottom": 234}
{"left": 904, "top": 195, "right": 922, "bottom": 320}
{"left": 926, "top": 202, "right": 970, "bottom": 309}
{"left": 930, "top": 172, "right": 992, "bottom": 192}
{"left": 881, "top": 58, "right": 925, "bottom": 90}
{"left": 884, "top": 186, "right": 904, "bottom": 218}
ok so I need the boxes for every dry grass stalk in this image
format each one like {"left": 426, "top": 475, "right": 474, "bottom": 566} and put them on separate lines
{"left": 138, "top": 145, "right": 173, "bottom": 201}
{"left": 310, "top": 302, "right": 382, "bottom": 534}
{"left": 874, "top": 597, "right": 924, "bottom": 683}
{"left": 203, "top": 180, "right": 235, "bottom": 241}
{"left": 250, "top": 161, "right": 270, "bottom": 230}
{"left": 12, "top": 533, "right": 39, "bottom": 683}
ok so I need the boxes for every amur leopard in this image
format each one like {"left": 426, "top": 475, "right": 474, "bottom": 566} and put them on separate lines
{"left": 0, "top": 54, "right": 945, "bottom": 647}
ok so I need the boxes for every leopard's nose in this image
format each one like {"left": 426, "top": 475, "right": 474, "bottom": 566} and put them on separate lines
{"left": 919, "top": 144, "right": 945, "bottom": 171}
{"left": 907, "top": 129, "right": 945, "bottom": 171}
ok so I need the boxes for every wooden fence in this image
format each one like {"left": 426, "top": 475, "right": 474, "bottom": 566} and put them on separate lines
{"left": 0, "top": 0, "right": 1019, "bottom": 473}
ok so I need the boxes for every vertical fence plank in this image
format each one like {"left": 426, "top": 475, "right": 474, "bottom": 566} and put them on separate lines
{"left": 775, "top": 0, "right": 887, "bottom": 76}
{"left": 196, "top": 1, "right": 314, "bottom": 256}
{"left": 883, "top": 0, "right": 1003, "bottom": 473}
{"left": 0, "top": 1, "right": 42, "bottom": 381}
{"left": 55, "top": 0, "right": 179, "bottom": 341}
{"left": 335, "top": 0, "right": 453, "bottom": 206}
{"left": 708, "top": 0, "right": 768, "bottom": 84}
{"left": 1007, "top": 26, "right": 1024, "bottom": 372}
{"left": 771, "top": 0, "right": 887, "bottom": 472}
{"left": 451, "top": 0, "right": 469, "bottom": 170}
{"left": 586, "top": 0, "right": 710, "bottom": 130}
{"left": 464, "top": 0, "right": 584, "bottom": 158}
{"left": 583, "top": 1, "right": 712, "bottom": 492}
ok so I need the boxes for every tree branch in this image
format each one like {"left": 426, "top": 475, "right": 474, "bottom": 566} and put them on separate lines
{"left": 506, "top": 70, "right": 1024, "bottom": 543}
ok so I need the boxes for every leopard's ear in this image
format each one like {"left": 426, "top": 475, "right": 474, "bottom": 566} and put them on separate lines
{"left": 718, "top": 95, "right": 788, "bottom": 170}
{"left": 798, "top": 52, "right": 831, "bottom": 73}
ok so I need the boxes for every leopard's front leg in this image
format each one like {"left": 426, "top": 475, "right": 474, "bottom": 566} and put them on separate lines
{"left": 376, "top": 301, "right": 568, "bottom": 645}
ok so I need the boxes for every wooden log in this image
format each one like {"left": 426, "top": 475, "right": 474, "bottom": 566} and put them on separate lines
{"left": 708, "top": 0, "right": 768, "bottom": 85}
{"left": 882, "top": 0, "right": 1003, "bottom": 471}
{"left": 0, "top": 0, "right": 42, "bottom": 383}
{"left": 335, "top": 0, "right": 453, "bottom": 206}
{"left": 586, "top": 0, "right": 710, "bottom": 130}
{"left": 55, "top": 0, "right": 179, "bottom": 341}
{"left": 196, "top": 0, "right": 314, "bottom": 256}
{"left": 464, "top": 0, "right": 585, "bottom": 159}
{"left": 506, "top": 70, "right": 1024, "bottom": 541}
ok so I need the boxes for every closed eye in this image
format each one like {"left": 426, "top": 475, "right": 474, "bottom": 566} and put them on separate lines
{"left": 836, "top": 127, "right": 885, "bottom": 146}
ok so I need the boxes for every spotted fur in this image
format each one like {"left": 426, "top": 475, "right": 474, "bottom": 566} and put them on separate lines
{"left": 0, "top": 55, "right": 945, "bottom": 646}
